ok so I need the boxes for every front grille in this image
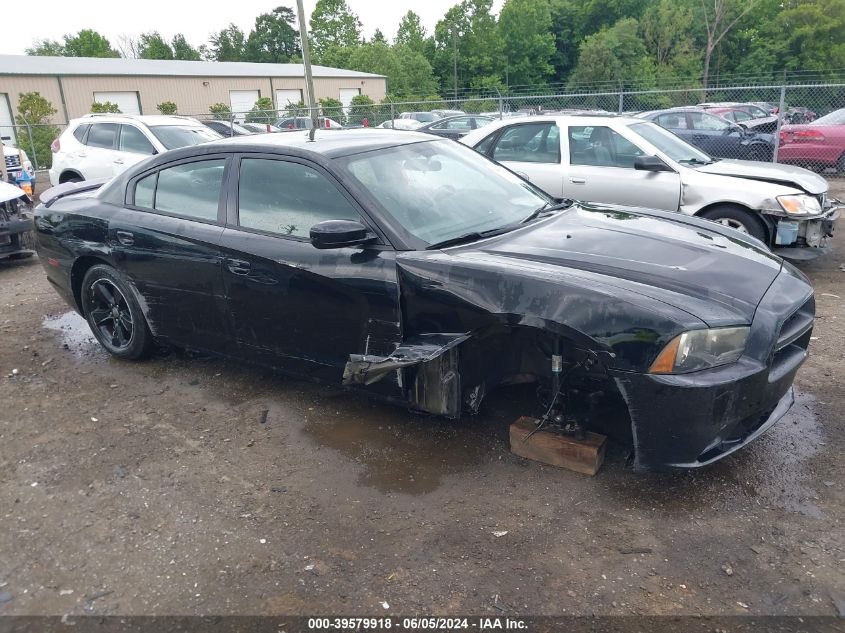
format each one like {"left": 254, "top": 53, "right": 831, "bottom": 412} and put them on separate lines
{"left": 5, "top": 155, "right": 21, "bottom": 170}
{"left": 776, "top": 297, "right": 814, "bottom": 352}
{"left": 769, "top": 296, "right": 814, "bottom": 382}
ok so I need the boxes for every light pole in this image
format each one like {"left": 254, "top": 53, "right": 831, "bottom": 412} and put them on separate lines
{"left": 296, "top": 0, "right": 319, "bottom": 137}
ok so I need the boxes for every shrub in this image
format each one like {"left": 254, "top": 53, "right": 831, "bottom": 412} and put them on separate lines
{"left": 348, "top": 94, "right": 375, "bottom": 126}
{"left": 319, "top": 97, "right": 344, "bottom": 124}
{"left": 156, "top": 101, "right": 178, "bottom": 115}
{"left": 91, "top": 101, "right": 121, "bottom": 113}
{"left": 245, "top": 97, "right": 275, "bottom": 124}
{"left": 209, "top": 103, "right": 231, "bottom": 120}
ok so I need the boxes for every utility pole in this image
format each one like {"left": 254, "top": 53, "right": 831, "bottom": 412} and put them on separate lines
{"left": 296, "top": 0, "right": 319, "bottom": 136}
{"left": 452, "top": 25, "right": 458, "bottom": 102}
{"left": 0, "top": 134, "right": 8, "bottom": 183}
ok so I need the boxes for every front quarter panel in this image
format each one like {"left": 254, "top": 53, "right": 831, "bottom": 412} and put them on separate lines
{"left": 677, "top": 169, "right": 799, "bottom": 216}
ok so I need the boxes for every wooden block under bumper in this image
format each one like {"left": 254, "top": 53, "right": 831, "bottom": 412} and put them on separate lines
{"left": 510, "top": 416, "right": 607, "bottom": 476}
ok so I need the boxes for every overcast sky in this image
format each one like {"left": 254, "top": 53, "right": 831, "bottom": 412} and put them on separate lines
{"left": 7, "top": 0, "right": 506, "bottom": 55}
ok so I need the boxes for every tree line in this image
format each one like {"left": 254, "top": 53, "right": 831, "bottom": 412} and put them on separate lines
{"left": 25, "top": 0, "right": 845, "bottom": 98}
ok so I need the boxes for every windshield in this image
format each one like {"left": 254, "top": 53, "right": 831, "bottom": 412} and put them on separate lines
{"left": 149, "top": 125, "right": 222, "bottom": 150}
{"left": 339, "top": 140, "right": 549, "bottom": 248}
{"left": 413, "top": 113, "right": 438, "bottom": 122}
{"left": 629, "top": 121, "right": 713, "bottom": 164}
{"left": 814, "top": 108, "right": 845, "bottom": 125}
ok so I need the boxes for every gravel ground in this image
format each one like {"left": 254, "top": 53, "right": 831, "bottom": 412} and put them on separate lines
{"left": 0, "top": 182, "right": 843, "bottom": 617}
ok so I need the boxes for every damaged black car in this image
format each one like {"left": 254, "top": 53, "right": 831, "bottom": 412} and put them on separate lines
{"left": 33, "top": 130, "right": 814, "bottom": 470}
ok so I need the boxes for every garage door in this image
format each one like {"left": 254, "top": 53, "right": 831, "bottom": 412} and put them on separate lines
{"left": 339, "top": 88, "right": 361, "bottom": 110}
{"left": 0, "top": 94, "right": 17, "bottom": 145}
{"left": 230, "top": 90, "right": 260, "bottom": 121}
{"left": 275, "top": 89, "right": 302, "bottom": 109}
{"left": 94, "top": 91, "right": 141, "bottom": 115}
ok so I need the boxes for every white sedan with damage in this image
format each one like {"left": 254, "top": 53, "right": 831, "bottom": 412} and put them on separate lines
{"left": 461, "top": 115, "right": 841, "bottom": 260}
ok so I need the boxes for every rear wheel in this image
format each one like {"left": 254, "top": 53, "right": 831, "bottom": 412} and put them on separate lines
{"left": 747, "top": 145, "right": 772, "bottom": 162}
{"left": 699, "top": 206, "right": 768, "bottom": 244}
{"left": 81, "top": 264, "right": 153, "bottom": 360}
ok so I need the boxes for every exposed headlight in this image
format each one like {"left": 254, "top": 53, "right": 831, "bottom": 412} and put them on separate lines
{"left": 777, "top": 194, "right": 821, "bottom": 216}
{"left": 649, "top": 327, "right": 750, "bottom": 374}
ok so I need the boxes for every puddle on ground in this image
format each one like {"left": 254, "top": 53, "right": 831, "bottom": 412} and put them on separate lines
{"left": 42, "top": 311, "right": 97, "bottom": 352}
{"left": 301, "top": 388, "right": 519, "bottom": 496}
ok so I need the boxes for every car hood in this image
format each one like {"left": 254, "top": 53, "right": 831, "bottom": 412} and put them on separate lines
{"left": 399, "top": 204, "right": 783, "bottom": 333}
{"left": 694, "top": 159, "right": 826, "bottom": 194}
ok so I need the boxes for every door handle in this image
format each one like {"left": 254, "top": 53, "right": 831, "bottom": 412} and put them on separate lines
{"left": 115, "top": 230, "right": 134, "bottom": 246}
{"left": 225, "top": 258, "right": 251, "bottom": 275}
{"left": 569, "top": 177, "right": 586, "bottom": 184}
{"left": 113, "top": 158, "right": 125, "bottom": 165}
{"left": 78, "top": 152, "right": 88, "bottom": 158}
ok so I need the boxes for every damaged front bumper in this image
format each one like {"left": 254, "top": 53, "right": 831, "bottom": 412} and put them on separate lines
{"left": 615, "top": 269, "right": 813, "bottom": 470}
{"left": 0, "top": 214, "right": 35, "bottom": 260}
{"left": 771, "top": 200, "right": 841, "bottom": 261}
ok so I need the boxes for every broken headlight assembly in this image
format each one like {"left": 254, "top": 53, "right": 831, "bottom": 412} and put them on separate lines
{"left": 777, "top": 194, "right": 821, "bottom": 217}
{"left": 649, "top": 327, "right": 749, "bottom": 374}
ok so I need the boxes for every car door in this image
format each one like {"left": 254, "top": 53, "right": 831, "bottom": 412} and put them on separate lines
{"left": 110, "top": 156, "right": 231, "bottom": 351}
{"left": 486, "top": 121, "right": 564, "bottom": 196}
{"left": 78, "top": 122, "right": 122, "bottom": 180}
{"left": 563, "top": 123, "right": 681, "bottom": 211}
{"left": 218, "top": 154, "right": 402, "bottom": 385}
{"left": 113, "top": 124, "right": 157, "bottom": 177}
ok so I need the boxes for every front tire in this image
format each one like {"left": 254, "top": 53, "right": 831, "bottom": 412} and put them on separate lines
{"left": 699, "top": 206, "right": 768, "bottom": 244}
{"left": 81, "top": 264, "right": 153, "bottom": 360}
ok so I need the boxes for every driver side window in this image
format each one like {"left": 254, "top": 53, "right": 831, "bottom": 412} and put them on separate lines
{"left": 237, "top": 158, "right": 361, "bottom": 238}
{"left": 690, "top": 113, "right": 730, "bottom": 131}
{"left": 492, "top": 123, "right": 560, "bottom": 164}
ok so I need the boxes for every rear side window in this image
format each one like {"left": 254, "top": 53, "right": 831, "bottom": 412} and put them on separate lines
{"left": 87, "top": 123, "right": 118, "bottom": 149}
{"left": 119, "top": 125, "right": 155, "bottom": 155}
{"left": 656, "top": 114, "right": 688, "bottom": 129}
{"left": 132, "top": 159, "right": 226, "bottom": 222}
{"left": 72, "top": 124, "right": 91, "bottom": 143}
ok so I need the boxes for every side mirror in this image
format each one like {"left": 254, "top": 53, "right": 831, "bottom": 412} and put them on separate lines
{"left": 310, "top": 220, "right": 375, "bottom": 249}
{"left": 634, "top": 155, "right": 673, "bottom": 172}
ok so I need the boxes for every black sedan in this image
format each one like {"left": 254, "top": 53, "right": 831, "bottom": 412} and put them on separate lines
{"left": 416, "top": 115, "right": 495, "bottom": 140}
{"left": 33, "top": 130, "right": 813, "bottom": 470}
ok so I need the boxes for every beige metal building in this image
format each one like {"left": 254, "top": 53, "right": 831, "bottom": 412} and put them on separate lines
{"left": 0, "top": 55, "right": 387, "bottom": 142}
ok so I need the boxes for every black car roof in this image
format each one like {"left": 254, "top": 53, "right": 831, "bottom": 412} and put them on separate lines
{"left": 184, "top": 128, "right": 438, "bottom": 159}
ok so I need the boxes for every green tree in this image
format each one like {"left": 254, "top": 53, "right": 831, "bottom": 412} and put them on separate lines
{"left": 209, "top": 103, "right": 232, "bottom": 120}
{"left": 157, "top": 101, "right": 178, "bottom": 115}
{"left": 371, "top": 29, "right": 387, "bottom": 44}
{"left": 172, "top": 34, "right": 202, "bottom": 60}
{"left": 698, "top": 0, "right": 760, "bottom": 88}
{"left": 138, "top": 32, "right": 174, "bottom": 60}
{"left": 499, "top": 0, "right": 556, "bottom": 88}
{"left": 396, "top": 10, "right": 428, "bottom": 53}
{"left": 26, "top": 39, "right": 65, "bottom": 56}
{"left": 640, "top": 0, "right": 700, "bottom": 81}
{"left": 568, "top": 18, "right": 655, "bottom": 88}
{"left": 245, "top": 6, "right": 301, "bottom": 63}
{"left": 310, "top": 0, "right": 362, "bottom": 59}
{"left": 344, "top": 41, "right": 438, "bottom": 97}
{"left": 91, "top": 101, "right": 121, "bottom": 113}
{"left": 433, "top": 0, "right": 502, "bottom": 95}
{"left": 208, "top": 24, "right": 247, "bottom": 61}
{"left": 62, "top": 29, "right": 120, "bottom": 57}
{"left": 246, "top": 97, "right": 276, "bottom": 123}
{"left": 16, "top": 92, "right": 59, "bottom": 169}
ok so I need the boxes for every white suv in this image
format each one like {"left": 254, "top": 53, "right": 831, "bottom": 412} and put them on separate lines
{"left": 49, "top": 114, "right": 222, "bottom": 186}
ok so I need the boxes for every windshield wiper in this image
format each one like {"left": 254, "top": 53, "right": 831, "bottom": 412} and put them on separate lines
{"left": 679, "top": 158, "right": 714, "bottom": 166}
{"left": 427, "top": 225, "right": 521, "bottom": 250}
{"left": 521, "top": 199, "right": 574, "bottom": 224}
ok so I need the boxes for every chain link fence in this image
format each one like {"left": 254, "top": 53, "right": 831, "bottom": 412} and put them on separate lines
{"left": 3, "top": 81, "right": 843, "bottom": 180}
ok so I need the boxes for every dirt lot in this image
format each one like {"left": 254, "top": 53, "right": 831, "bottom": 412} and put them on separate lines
{"left": 0, "top": 182, "right": 844, "bottom": 618}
